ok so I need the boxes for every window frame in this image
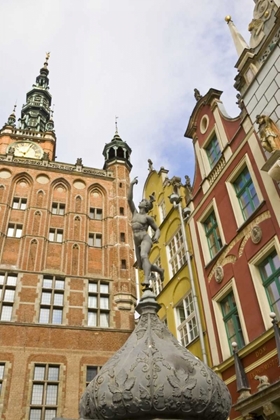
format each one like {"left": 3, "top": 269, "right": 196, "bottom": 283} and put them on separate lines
{"left": 0, "top": 273, "right": 18, "bottom": 322}
{"left": 87, "top": 281, "right": 110, "bottom": 328}
{"left": 249, "top": 238, "right": 280, "bottom": 329}
{"left": 7, "top": 223, "right": 23, "bottom": 238}
{"left": 205, "top": 133, "right": 222, "bottom": 169}
{"left": 175, "top": 291, "right": 198, "bottom": 347}
{"left": 29, "top": 364, "right": 60, "bottom": 420}
{"left": 197, "top": 199, "right": 225, "bottom": 265}
{"left": 225, "top": 155, "right": 263, "bottom": 228}
{"left": 212, "top": 279, "right": 248, "bottom": 360}
{"left": 39, "top": 276, "right": 64, "bottom": 325}
{"left": 220, "top": 291, "right": 245, "bottom": 352}
{"left": 167, "top": 228, "right": 186, "bottom": 278}
{"left": 51, "top": 202, "right": 65, "bottom": 215}
{"left": 85, "top": 365, "right": 101, "bottom": 387}
{"left": 88, "top": 233, "right": 102, "bottom": 248}
{"left": 12, "top": 197, "right": 27, "bottom": 210}
{"left": 89, "top": 207, "right": 102, "bottom": 220}
{"left": 203, "top": 210, "right": 223, "bottom": 259}
{"left": 48, "top": 228, "right": 63, "bottom": 243}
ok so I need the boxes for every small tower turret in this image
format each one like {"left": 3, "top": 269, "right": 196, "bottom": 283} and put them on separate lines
{"left": 102, "top": 120, "right": 132, "bottom": 171}
{"left": 19, "top": 53, "right": 52, "bottom": 132}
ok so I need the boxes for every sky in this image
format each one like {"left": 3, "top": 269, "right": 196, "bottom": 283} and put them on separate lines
{"left": 0, "top": 0, "right": 254, "bottom": 202}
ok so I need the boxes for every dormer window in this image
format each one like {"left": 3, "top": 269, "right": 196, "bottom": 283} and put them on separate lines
{"left": 205, "top": 133, "right": 221, "bottom": 169}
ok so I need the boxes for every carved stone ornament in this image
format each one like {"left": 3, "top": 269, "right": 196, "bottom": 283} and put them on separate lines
{"left": 79, "top": 288, "right": 231, "bottom": 420}
{"left": 215, "top": 266, "right": 224, "bottom": 284}
{"left": 251, "top": 225, "right": 262, "bottom": 244}
{"left": 249, "top": 0, "right": 272, "bottom": 48}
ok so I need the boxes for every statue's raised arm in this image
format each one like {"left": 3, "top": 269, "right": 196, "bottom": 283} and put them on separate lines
{"left": 127, "top": 177, "right": 164, "bottom": 287}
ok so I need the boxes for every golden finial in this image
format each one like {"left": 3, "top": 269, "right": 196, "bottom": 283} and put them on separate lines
{"left": 225, "top": 15, "right": 232, "bottom": 23}
{"left": 115, "top": 116, "right": 119, "bottom": 134}
{"left": 264, "top": 10, "right": 269, "bottom": 17}
{"left": 46, "top": 52, "right": 50, "bottom": 61}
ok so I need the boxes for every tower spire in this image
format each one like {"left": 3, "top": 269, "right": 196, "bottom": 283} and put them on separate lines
{"left": 19, "top": 53, "right": 52, "bottom": 132}
{"left": 225, "top": 16, "right": 249, "bottom": 58}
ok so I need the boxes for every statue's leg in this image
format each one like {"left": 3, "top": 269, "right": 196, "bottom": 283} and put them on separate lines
{"left": 267, "top": 135, "right": 277, "bottom": 151}
{"left": 140, "top": 239, "right": 152, "bottom": 285}
{"left": 150, "top": 264, "right": 164, "bottom": 281}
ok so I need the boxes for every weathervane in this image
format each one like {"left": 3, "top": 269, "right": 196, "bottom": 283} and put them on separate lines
{"left": 46, "top": 52, "right": 50, "bottom": 61}
{"left": 115, "top": 116, "right": 119, "bottom": 134}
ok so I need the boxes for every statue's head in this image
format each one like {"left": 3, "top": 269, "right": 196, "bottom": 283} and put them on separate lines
{"left": 138, "top": 199, "right": 153, "bottom": 212}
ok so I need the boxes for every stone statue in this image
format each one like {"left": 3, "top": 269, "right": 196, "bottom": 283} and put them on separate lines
{"left": 256, "top": 114, "right": 280, "bottom": 153}
{"left": 194, "top": 88, "right": 202, "bottom": 101}
{"left": 148, "top": 158, "right": 153, "bottom": 172}
{"left": 76, "top": 157, "right": 83, "bottom": 165}
{"left": 127, "top": 177, "right": 164, "bottom": 286}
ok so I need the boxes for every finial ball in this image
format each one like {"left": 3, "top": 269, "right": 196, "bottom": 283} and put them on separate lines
{"left": 225, "top": 15, "right": 232, "bottom": 23}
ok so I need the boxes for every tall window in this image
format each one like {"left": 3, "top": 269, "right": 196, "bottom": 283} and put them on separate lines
{"left": 205, "top": 134, "right": 221, "bottom": 168}
{"left": 151, "top": 256, "right": 163, "bottom": 295}
{"left": 221, "top": 291, "right": 245, "bottom": 352}
{"left": 86, "top": 366, "right": 101, "bottom": 387}
{"left": 203, "top": 211, "right": 222, "bottom": 259}
{"left": 259, "top": 250, "right": 280, "bottom": 318}
{"left": 176, "top": 292, "right": 198, "bottom": 346}
{"left": 88, "top": 233, "right": 102, "bottom": 247}
{"left": 88, "top": 281, "right": 110, "bottom": 328}
{"left": 7, "top": 223, "right": 22, "bottom": 238}
{"left": 0, "top": 364, "right": 5, "bottom": 394}
{"left": 233, "top": 167, "right": 260, "bottom": 221}
{"left": 167, "top": 229, "right": 186, "bottom": 277}
{"left": 48, "top": 229, "right": 63, "bottom": 243}
{"left": 0, "top": 273, "right": 17, "bottom": 321}
{"left": 39, "top": 277, "right": 64, "bottom": 324}
{"left": 89, "top": 208, "right": 102, "bottom": 220}
{"left": 12, "top": 197, "right": 27, "bottom": 210}
{"left": 159, "top": 200, "right": 166, "bottom": 223}
{"left": 30, "top": 364, "right": 60, "bottom": 420}
{"left": 51, "top": 203, "right": 65, "bottom": 215}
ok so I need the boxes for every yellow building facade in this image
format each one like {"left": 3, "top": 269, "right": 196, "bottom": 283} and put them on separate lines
{"left": 141, "top": 166, "right": 211, "bottom": 365}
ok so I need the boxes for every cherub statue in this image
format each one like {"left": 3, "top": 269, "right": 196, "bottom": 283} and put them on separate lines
{"left": 256, "top": 114, "right": 280, "bottom": 153}
{"left": 127, "top": 177, "right": 164, "bottom": 286}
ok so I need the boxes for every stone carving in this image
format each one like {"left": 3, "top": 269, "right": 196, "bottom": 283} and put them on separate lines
{"left": 236, "top": 93, "right": 245, "bottom": 111}
{"left": 256, "top": 115, "right": 280, "bottom": 153}
{"left": 251, "top": 225, "right": 262, "bottom": 244}
{"left": 79, "top": 290, "right": 231, "bottom": 420}
{"left": 148, "top": 159, "right": 153, "bottom": 172}
{"left": 76, "top": 157, "right": 83, "bottom": 166}
{"left": 255, "top": 374, "right": 270, "bottom": 391}
{"left": 194, "top": 88, "right": 202, "bottom": 101}
{"left": 249, "top": 0, "right": 272, "bottom": 48}
{"left": 215, "top": 266, "right": 224, "bottom": 284}
{"left": 127, "top": 177, "right": 164, "bottom": 286}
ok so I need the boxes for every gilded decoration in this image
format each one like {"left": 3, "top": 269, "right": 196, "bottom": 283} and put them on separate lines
{"left": 249, "top": 0, "right": 272, "bottom": 48}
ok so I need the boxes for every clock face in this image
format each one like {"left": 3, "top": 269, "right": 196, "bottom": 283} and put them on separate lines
{"left": 8, "top": 141, "right": 43, "bottom": 159}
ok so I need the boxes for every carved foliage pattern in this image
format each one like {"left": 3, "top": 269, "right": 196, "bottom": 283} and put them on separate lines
{"left": 79, "top": 312, "right": 231, "bottom": 420}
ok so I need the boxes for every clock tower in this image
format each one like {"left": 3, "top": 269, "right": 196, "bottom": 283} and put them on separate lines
{"left": 0, "top": 54, "right": 56, "bottom": 160}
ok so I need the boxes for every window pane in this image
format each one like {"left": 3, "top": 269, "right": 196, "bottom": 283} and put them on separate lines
{"left": 15, "top": 227, "right": 22, "bottom": 238}
{"left": 88, "top": 283, "right": 97, "bottom": 293}
{"left": 7, "top": 227, "right": 14, "bottom": 237}
{"left": 0, "top": 275, "right": 4, "bottom": 285}
{"left": 34, "top": 366, "right": 45, "bottom": 380}
{"left": 31, "top": 384, "right": 43, "bottom": 404}
{"left": 53, "top": 293, "right": 63, "bottom": 306}
{"left": 88, "top": 296, "right": 97, "bottom": 308}
{"left": 1, "top": 305, "right": 12, "bottom": 321}
{"left": 55, "top": 280, "right": 64, "bottom": 290}
{"left": 46, "top": 384, "right": 58, "bottom": 405}
{"left": 100, "top": 297, "right": 109, "bottom": 309}
{"left": 39, "top": 308, "right": 49, "bottom": 323}
{"left": 30, "top": 409, "right": 41, "bottom": 420}
{"left": 45, "top": 409, "right": 57, "bottom": 420}
{"left": 43, "top": 279, "right": 53, "bottom": 289}
{"left": 100, "top": 284, "right": 109, "bottom": 293}
{"left": 100, "top": 312, "right": 109, "bottom": 327}
{"left": 95, "top": 235, "right": 102, "bottom": 247}
{"left": 6, "top": 275, "right": 17, "bottom": 286}
{"left": 48, "top": 367, "right": 59, "bottom": 381}
{"left": 4, "top": 289, "right": 15, "bottom": 302}
{"left": 86, "top": 366, "right": 98, "bottom": 383}
{"left": 41, "top": 292, "right": 51, "bottom": 305}
{"left": 57, "top": 231, "right": 63, "bottom": 242}
{"left": 0, "top": 365, "right": 4, "bottom": 380}
{"left": 52, "top": 309, "right": 62, "bottom": 324}
{"left": 88, "top": 311, "right": 97, "bottom": 327}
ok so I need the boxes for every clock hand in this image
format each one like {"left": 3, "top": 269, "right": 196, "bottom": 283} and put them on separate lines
{"left": 23, "top": 144, "right": 32, "bottom": 155}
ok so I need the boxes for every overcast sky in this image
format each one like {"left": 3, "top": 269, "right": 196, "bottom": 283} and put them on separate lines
{"left": 0, "top": 0, "right": 254, "bottom": 201}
